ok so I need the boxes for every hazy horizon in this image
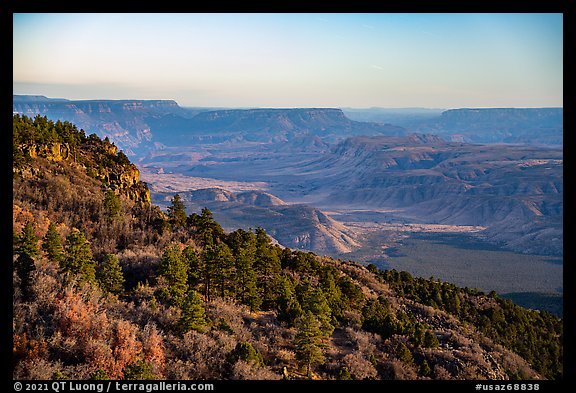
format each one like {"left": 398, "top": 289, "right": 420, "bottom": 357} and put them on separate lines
{"left": 13, "top": 13, "right": 563, "bottom": 108}
{"left": 12, "top": 93, "right": 565, "bottom": 111}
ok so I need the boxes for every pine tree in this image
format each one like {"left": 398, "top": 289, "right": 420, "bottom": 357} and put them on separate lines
{"left": 103, "top": 190, "right": 122, "bottom": 222}
{"left": 15, "top": 221, "right": 39, "bottom": 298}
{"left": 395, "top": 342, "right": 414, "bottom": 365}
{"left": 233, "top": 237, "right": 261, "bottom": 311}
{"left": 227, "top": 342, "right": 264, "bottom": 367}
{"left": 201, "top": 244, "right": 216, "bottom": 301}
{"left": 167, "top": 194, "right": 187, "bottom": 229}
{"left": 419, "top": 359, "right": 432, "bottom": 377}
{"left": 411, "top": 322, "right": 426, "bottom": 346}
{"left": 61, "top": 230, "right": 96, "bottom": 283}
{"left": 97, "top": 254, "right": 125, "bottom": 294}
{"left": 294, "top": 311, "right": 326, "bottom": 378}
{"left": 42, "top": 222, "right": 63, "bottom": 264}
{"left": 122, "top": 359, "right": 156, "bottom": 380}
{"left": 423, "top": 330, "right": 440, "bottom": 348}
{"left": 300, "top": 284, "right": 334, "bottom": 336}
{"left": 157, "top": 246, "right": 188, "bottom": 306}
{"left": 320, "top": 270, "right": 344, "bottom": 320}
{"left": 182, "top": 245, "right": 203, "bottom": 290}
{"left": 213, "top": 242, "right": 234, "bottom": 299}
{"left": 337, "top": 274, "right": 365, "bottom": 310}
{"left": 254, "top": 228, "right": 281, "bottom": 309}
{"left": 179, "top": 290, "right": 207, "bottom": 333}
{"left": 191, "top": 207, "right": 225, "bottom": 245}
{"left": 276, "top": 275, "right": 302, "bottom": 324}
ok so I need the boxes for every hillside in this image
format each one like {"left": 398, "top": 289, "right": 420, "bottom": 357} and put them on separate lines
{"left": 283, "top": 135, "right": 563, "bottom": 256}
{"left": 151, "top": 188, "right": 360, "bottom": 255}
{"left": 12, "top": 115, "right": 562, "bottom": 381}
{"left": 169, "top": 133, "right": 562, "bottom": 257}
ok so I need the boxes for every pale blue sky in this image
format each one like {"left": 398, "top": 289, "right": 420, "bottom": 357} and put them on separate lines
{"left": 13, "top": 13, "right": 563, "bottom": 108}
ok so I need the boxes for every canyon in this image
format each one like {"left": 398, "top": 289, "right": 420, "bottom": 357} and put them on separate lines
{"left": 13, "top": 95, "right": 563, "bottom": 311}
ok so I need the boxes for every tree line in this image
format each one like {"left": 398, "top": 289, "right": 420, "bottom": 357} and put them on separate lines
{"left": 369, "top": 266, "right": 563, "bottom": 379}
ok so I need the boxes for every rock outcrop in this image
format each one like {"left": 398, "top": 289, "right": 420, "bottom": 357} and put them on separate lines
{"left": 25, "top": 142, "right": 70, "bottom": 162}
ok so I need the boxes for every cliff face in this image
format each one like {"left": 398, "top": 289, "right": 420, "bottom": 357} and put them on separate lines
{"left": 25, "top": 142, "right": 70, "bottom": 162}
{"left": 410, "top": 108, "right": 563, "bottom": 145}
{"left": 151, "top": 108, "right": 407, "bottom": 146}
{"left": 17, "top": 140, "right": 150, "bottom": 205}
{"left": 13, "top": 96, "right": 190, "bottom": 154}
{"left": 13, "top": 96, "right": 408, "bottom": 153}
{"left": 91, "top": 163, "right": 151, "bottom": 205}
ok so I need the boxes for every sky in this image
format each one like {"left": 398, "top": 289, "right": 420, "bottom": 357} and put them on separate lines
{"left": 13, "top": 13, "right": 563, "bottom": 109}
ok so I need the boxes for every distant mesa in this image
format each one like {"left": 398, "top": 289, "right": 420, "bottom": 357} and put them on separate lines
{"left": 13, "top": 95, "right": 407, "bottom": 154}
{"left": 343, "top": 106, "right": 563, "bottom": 146}
{"left": 409, "top": 107, "right": 563, "bottom": 145}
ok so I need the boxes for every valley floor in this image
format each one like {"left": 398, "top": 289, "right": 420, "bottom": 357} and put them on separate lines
{"left": 139, "top": 169, "right": 563, "bottom": 315}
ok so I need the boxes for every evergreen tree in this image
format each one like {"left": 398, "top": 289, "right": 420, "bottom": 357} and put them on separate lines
{"left": 362, "top": 297, "right": 399, "bottom": 339}
{"left": 42, "top": 222, "right": 63, "bottom": 264}
{"left": 423, "top": 330, "right": 440, "bottom": 348}
{"left": 182, "top": 245, "right": 203, "bottom": 290}
{"left": 97, "top": 254, "right": 125, "bottom": 294}
{"left": 297, "top": 281, "right": 334, "bottom": 335}
{"left": 227, "top": 342, "right": 264, "bottom": 367}
{"left": 276, "top": 275, "right": 302, "bottom": 324}
{"left": 15, "top": 222, "right": 39, "bottom": 298}
{"left": 103, "top": 190, "right": 122, "bottom": 222}
{"left": 191, "top": 208, "right": 225, "bottom": 245}
{"left": 115, "top": 150, "right": 131, "bottom": 166}
{"left": 157, "top": 246, "right": 188, "bottom": 306}
{"left": 294, "top": 311, "right": 326, "bottom": 378}
{"left": 233, "top": 236, "right": 261, "bottom": 311}
{"left": 411, "top": 322, "right": 426, "bottom": 346}
{"left": 201, "top": 244, "right": 217, "bottom": 301}
{"left": 62, "top": 230, "right": 96, "bottom": 283}
{"left": 320, "top": 270, "right": 344, "bottom": 320}
{"left": 167, "top": 194, "right": 187, "bottom": 229}
{"left": 213, "top": 242, "right": 235, "bottom": 299}
{"left": 395, "top": 342, "right": 414, "bottom": 365}
{"left": 122, "top": 359, "right": 156, "bottom": 380}
{"left": 419, "top": 359, "right": 432, "bottom": 377}
{"left": 226, "top": 228, "right": 251, "bottom": 255}
{"left": 254, "top": 228, "right": 281, "bottom": 309}
{"left": 179, "top": 290, "right": 207, "bottom": 333}
{"left": 293, "top": 252, "right": 317, "bottom": 274}
{"left": 337, "top": 275, "right": 366, "bottom": 310}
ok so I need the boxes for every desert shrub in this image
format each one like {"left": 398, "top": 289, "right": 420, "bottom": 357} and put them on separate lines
{"left": 341, "top": 353, "right": 378, "bottom": 380}
{"left": 230, "top": 360, "right": 281, "bottom": 380}
{"left": 389, "top": 359, "right": 418, "bottom": 380}
{"left": 433, "top": 364, "right": 453, "bottom": 379}
{"left": 141, "top": 323, "right": 166, "bottom": 377}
